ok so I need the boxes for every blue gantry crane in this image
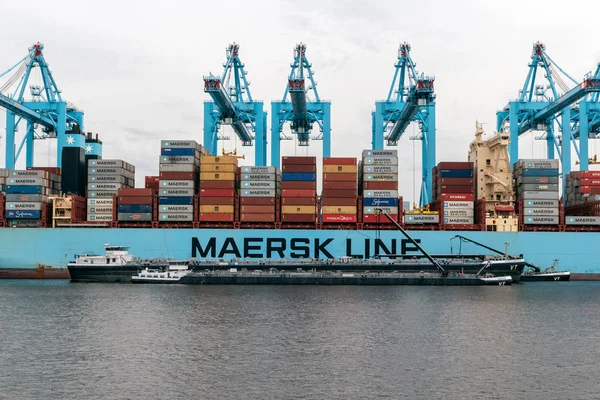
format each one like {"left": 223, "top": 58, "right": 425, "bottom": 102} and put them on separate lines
{"left": 496, "top": 42, "right": 600, "bottom": 184}
{"left": 270, "top": 43, "right": 331, "bottom": 168}
{"left": 372, "top": 43, "right": 436, "bottom": 206}
{"left": 572, "top": 63, "right": 600, "bottom": 168}
{"left": 0, "top": 43, "right": 85, "bottom": 168}
{"left": 203, "top": 43, "right": 267, "bottom": 165}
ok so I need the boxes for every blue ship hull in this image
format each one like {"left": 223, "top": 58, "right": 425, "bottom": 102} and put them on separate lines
{"left": 0, "top": 228, "right": 598, "bottom": 275}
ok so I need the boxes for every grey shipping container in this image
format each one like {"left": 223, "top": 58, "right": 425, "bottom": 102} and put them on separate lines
{"left": 362, "top": 150, "right": 398, "bottom": 158}
{"left": 8, "top": 177, "right": 48, "bottom": 186}
{"left": 241, "top": 166, "right": 279, "bottom": 174}
{"left": 118, "top": 212, "right": 153, "bottom": 222}
{"left": 404, "top": 214, "right": 440, "bottom": 224}
{"left": 363, "top": 174, "right": 398, "bottom": 181}
{"left": 241, "top": 189, "right": 276, "bottom": 197}
{"left": 362, "top": 190, "right": 399, "bottom": 198}
{"left": 362, "top": 157, "right": 399, "bottom": 166}
{"left": 444, "top": 217, "right": 474, "bottom": 224}
{"left": 523, "top": 207, "right": 559, "bottom": 216}
{"left": 159, "top": 163, "right": 199, "bottom": 173}
{"left": 160, "top": 140, "right": 199, "bottom": 149}
{"left": 89, "top": 175, "right": 129, "bottom": 184}
{"left": 87, "top": 198, "right": 114, "bottom": 206}
{"left": 6, "top": 202, "right": 42, "bottom": 210}
{"left": 88, "top": 206, "right": 114, "bottom": 214}
{"left": 89, "top": 159, "right": 135, "bottom": 172}
{"left": 87, "top": 191, "right": 118, "bottom": 198}
{"left": 521, "top": 183, "right": 559, "bottom": 192}
{"left": 524, "top": 216, "right": 559, "bottom": 224}
{"left": 363, "top": 206, "right": 398, "bottom": 214}
{"left": 520, "top": 191, "right": 560, "bottom": 200}
{"left": 443, "top": 201, "right": 474, "bottom": 209}
{"left": 159, "top": 180, "right": 195, "bottom": 189}
{"left": 159, "top": 188, "right": 195, "bottom": 197}
{"left": 517, "top": 176, "right": 559, "bottom": 185}
{"left": 241, "top": 173, "right": 277, "bottom": 181}
{"left": 160, "top": 155, "right": 200, "bottom": 165}
{"left": 159, "top": 205, "right": 194, "bottom": 213}
{"left": 159, "top": 213, "right": 194, "bottom": 222}
{"left": 6, "top": 194, "right": 46, "bottom": 202}
{"left": 88, "top": 183, "right": 124, "bottom": 191}
{"left": 565, "top": 216, "right": 600, "bottom": 225}
{"left": 363, "top": 165, "right": 399, "bottom": 174}
{"left": 517, "top": 159, "right": 560, "bottom": 170}
{"left": 523, "top": 199, "right": 559, "bottom": 208}
{"left": 240, "top": 181, "right": 277, "bottom": 189}
{"left": 87, "top": 214, "right": 113, "bottom": 222}
{"left": 443, "top": 209, "right": 474, "bottom": 217}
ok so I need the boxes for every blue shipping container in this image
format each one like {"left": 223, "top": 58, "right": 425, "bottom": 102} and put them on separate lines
{"left": 118, "top": 204, "right": 153, "bottom": 213}
{"left": 438, "top": 169, "right": 474, "bottom": 178}
{"left": 363, "top": 198, "right": 399, "bottom": 207}
{"left": 6, "top": 185, "right": 43, "bottom": 194}
{"left": 161, "top": 148, "right": 198, "bottom": 157}
{"left": 521, "top": 168, "right": 559, "bottom": 177}
{"left": 282, "top": 172, "right": 316, "bottom": 181}
{"left": 158, "top": 196, "right": 194, "bottom": 205}
{"left": 5, "top": 210, "right": 41, "bottom": 219}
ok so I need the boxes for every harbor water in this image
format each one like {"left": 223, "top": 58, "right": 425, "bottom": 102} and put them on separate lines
{"left": 0, "top": 281, "right": 598, "bottom": 399}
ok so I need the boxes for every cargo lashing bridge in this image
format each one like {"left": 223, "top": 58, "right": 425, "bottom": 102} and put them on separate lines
{"left": 270, "top": 43, "right": 331, "bottom": 169}
{"left": 0, "top": 42, "right": 85, "bottom": 168}
{"left": 372, "top": 43, "right": 436, "bottom": 206}
{"left": 203, "top": 43, "right": 267, "bottom": 165}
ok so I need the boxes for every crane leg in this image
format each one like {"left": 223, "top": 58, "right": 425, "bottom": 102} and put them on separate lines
{"left": 322, "top": 102, "right": 331, "bottom": 158}
{"left": 203, "top": 103, "right": 217, "bottom": 157}
{"left": 5, "top": 111, "right": 15, "bottom": 169}
{"left": 509, "top": 102, "right": 519, "bottom": 164}
{"left": 254, "top": 102, "right": 266, "bottom": 166}
{"left": 372, "top": 104, "right": 385, "bottom": 150}
{"left": 270, "top": 103, "right": 281, "bottom": 168}
{"left": 579, "top": 101, "right": 589, "bottom": 171}
{"left": 561, "top": 108, "right": 571, "bottom": 203}
{"left": 26, "top": 121, "right": 34, "bottom": 168}
{"left": 56, "top": 102, "right": 66, "bottom": 167}
{"left": 425, "top": 104, "right": 436, "bottom": 205}
{"left": 546, "top": 125, "right": 555, "bottom": 160}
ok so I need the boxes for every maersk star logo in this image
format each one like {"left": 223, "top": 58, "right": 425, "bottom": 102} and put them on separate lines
{"left": 85, "top": 145, "right": 93, "bottom": 153}
{"left": 66, "top": 136, "right": 75, "bottom": 145}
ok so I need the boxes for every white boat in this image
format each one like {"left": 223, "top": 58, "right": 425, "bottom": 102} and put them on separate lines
{"left": 131, "top": 265, "right": 190, "bottom": 283}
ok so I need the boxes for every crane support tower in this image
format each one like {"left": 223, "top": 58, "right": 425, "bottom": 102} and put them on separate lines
{"left": 572, "top": 63, "right": 600, "bottom": 163}
{"left": 0, "top": 43, "right": 86, "bottom": 168}
{"left": 203, "top": 43, "right": 267, "bottom": 165}
{"left": 270, "top": 43, "right": 331, "bottom": 168}
{"left": 496, "top": 42, "right": 600, "bottom": 188}
{"left": 372, "top": 43, "right": 436, "bottom": 206}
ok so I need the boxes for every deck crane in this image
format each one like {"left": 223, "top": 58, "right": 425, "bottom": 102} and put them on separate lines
{"left": 372, "top": 43, "right": 436, "bottom": 206}
{"left": 270, "top": 43, "right": 331, "bottom": 168}
{"left": 495, "top": 42, "right": 600, "bottom": 186}
{"left": 203, "top": 43, "right": 267, "bottom": 165}
{"left": 0, "top": 42, "right": 84, "bottom": 168}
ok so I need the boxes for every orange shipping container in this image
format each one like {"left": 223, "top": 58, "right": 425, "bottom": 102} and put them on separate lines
{"left": 281, "top": 189, "right": 315, "bottom": 198}
{"left": 240, "top": 214, "right": 275, "bottom": 222}
{"left": 323, "top": 173, "right": 356, "bottom": 182}
{"left": 199, "top": 213, "right": 234, "bottom": 222}
{"left": 240, "top": 205, "right": 275, "bottom": 214}
{"left": 199, "top": 205, "right": 235, "bottom": 213}
{"left": 323, "top": 157, "right": 357, "bottom": 165}
{"left": 199, "top": 172, "right": 236, "bottom": 181}
{"left": 200, "top": 156, "right": 239, "bottom": 165}
{"left": 322, "top": 165, "right": 357, "bottom": 173}
{"left": 200, "top": 164, "right": 237, "bottom": 173}
{"left": 281, "top": 205, "right": 315, "bottom": 214}
{"left": 321, "top": 206, "right": 356, "bottom": 214}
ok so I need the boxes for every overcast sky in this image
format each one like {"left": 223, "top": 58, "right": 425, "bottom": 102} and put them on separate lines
{"left": 2, "top": 0, "right": 600, "bottom": 202}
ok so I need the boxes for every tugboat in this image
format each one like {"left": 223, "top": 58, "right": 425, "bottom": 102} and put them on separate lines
{"left": 67, "top": 244, "right": 169, "bottom": 282}
{"left": 520, "top": 260, "right": 571, "bottom": 282}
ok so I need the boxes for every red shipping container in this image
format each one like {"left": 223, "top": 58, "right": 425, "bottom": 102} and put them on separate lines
{"left": 199, "top": 188, "right": 235, "bottom": 197}
{"left": 570, "top": 171, "right": 600, "bottom": 178}
{"left": 199, "top": 213, "right": 234, "bottom": 222}
{"left": 437, "top": 178, "right": 473, "bottom": 186}
{"left": 240, "top": 197, "right": 275, "bottom": 205}
{"left": 322, "top": 214, "right": 357, "bottom": 223}
{"left": 323, "top": 181, "right": 357, "bottom": 190}
{"left": 437, "top": 185, "right": 473, "bottom": 194}
{"left": 439, "top": 193, "right": 475, "bottom": 201}
{"left": 28, "top": 166, "right": 62, "bottom": 175}
{"left": 240, "top": 205, "right": 275, "bottom": 213}
{"left": 323, "top": 173, "right": 356, "bottom": 182}
{"left": 577, "top": 178, "right": 600, "bottom": 186}
{"left": 437, "top": 162, "right": 473, "bottom": 170}
{"left": 118, "top": 196, "right": 153, "bottom": 205}
{"left": 321, "top": 189, "right": 357, "bottom": 198}
{"left": 199, "top": 196, "right": 235, "bottom": 205}
{"left": 145, "top": 182, "right": 159, "bottom": 190}
{"left": 363, "top": 214, "right": 398, "bottom": 223}
{"left": 281, "top": 181, "right": 316, "bottom": 190}
{"left": 323, "top": 157, "right": 357, "bottom": 165}
{"left": 282, "top": 164, "right": 317, "bottom": 173}
{"left": 282, "top": 197, "right": 316, "bottom": 206}
{"left": 200, "top": 180, "right": 236, "bottom": 189}
{"left": 118, "top": 188, "right": 153, "bottom": 197}
{"left": 145, "top": 176, "right": 160, "bottom": 184}
{"left": 282, "top": 156, "right": 316, "bottom": 165}
{"left": 363, "top": 181, "right": 399, "bottom": 190}
{"left": 159, "top": 171, "right": 197, "bottom": 180}
{"left": 282, "top": 189, "right": 315, "bottom": 198}
{"left": 241, "top": 213, "right": 275, "bottom": 222}
{"left": 282, "top": 214, "right": 316, "bottom": 223}
{"left": 322, "top": 197, "right": 357, "bottom": 206}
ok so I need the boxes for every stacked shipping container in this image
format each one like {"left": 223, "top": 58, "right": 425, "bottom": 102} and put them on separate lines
{"left": 158, "top": 141, "right": 206, "bottom": 223}
{"left": 564, "top": 170, "right": 600, "bottom": 227}
{"left": 514, "top": 159, "right": 560, "bottom": 225}
{"left": 321, "top": 158, "right": 358, "bottom": 223}
{"left": 281, "top": 156, "right": 317, "bottom": 224}
{"left": 118, "top": 188, "right": 154, "bottom": 223}
{"left": 239, "top": 166, "right": 280, "bottom": 223}
{"left": 360, "top": 150, "right": 399, "bottom": 224}
{"left": 434, "top": 161, "right": 475, "bottom": 225}
{"left": 145, "top": 176, "right": 160, "bottom": 191}
{"left": 5, "top": 170, "right": 60, "bottom": 225}
{"left": 199, "top": 156, "right": 237, "bottom": 223}
{"left": 87, "top": 160, "right": 135, "bottom": 222}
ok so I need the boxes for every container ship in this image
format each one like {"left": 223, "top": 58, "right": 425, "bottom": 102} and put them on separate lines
{"left": 0, "top": 43, "right": 598, "bottom": 280}
{"left": 0, "top": 127, "right": 598, "bottom": 280}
